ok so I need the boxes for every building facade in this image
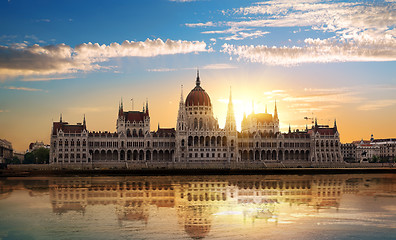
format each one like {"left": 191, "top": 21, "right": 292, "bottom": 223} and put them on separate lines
{"left": 50, "top": 72, "right": 342, "bottom": 166}
{"left": 0, "top": 139, "right": 13, "bottom": 164}
{"left": 342, "top": 136, "right": 396, "bottom": 162}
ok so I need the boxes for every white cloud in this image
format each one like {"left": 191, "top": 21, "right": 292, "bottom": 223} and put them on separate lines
{"left": 3, "top": 86, "right": 46, "bottom": 92}
{"left": 0, "top": 38, "right": 209, "bottom": 79}
{"left": 185, "top": 21, "right": 216, "bottom": 27}
{"left": 192, "top": 1, "right": 396, "bottom": 64}
{"left": 202, "top": 63, "right": 236, "bottom": 70}
{"left": 222, "top": 34, "right": 396, "bottom": 65}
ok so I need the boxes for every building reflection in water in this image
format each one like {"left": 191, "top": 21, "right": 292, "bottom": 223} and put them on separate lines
{"left": 1, "top": 174, "right": 396, "bottom": 239}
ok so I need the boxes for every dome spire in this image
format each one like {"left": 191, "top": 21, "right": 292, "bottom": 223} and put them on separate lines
{"left": 196, "top": 69, "right": 200, "bottom": 86}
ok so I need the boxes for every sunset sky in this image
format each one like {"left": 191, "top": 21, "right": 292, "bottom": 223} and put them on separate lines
{"left": 0, "top": 0, "right": 395, "bottom": 151}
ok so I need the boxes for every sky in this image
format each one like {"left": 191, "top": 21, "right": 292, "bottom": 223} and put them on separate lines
{"left": 0, "top": 0, "right": 395, "bottom": 152}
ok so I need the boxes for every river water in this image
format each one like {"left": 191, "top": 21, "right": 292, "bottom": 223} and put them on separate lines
{"left": 1, "top": 174, "right": 396, "bottom": 240}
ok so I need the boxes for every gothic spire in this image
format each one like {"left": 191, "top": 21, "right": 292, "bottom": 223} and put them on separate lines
{"left": 225, "top": 86, "right": 236, "bottom": 131}
{"left": 83, "top": 114, "right": 86, "bottom": 126}
{"left": 289, "top": 124, "right": 291, "bottom": 133}
{"left": 274, "top": 100, "right": 278, "bottom": 119}
{"left": 60, "top": 113, "right": 62, "bottom": 123}
{"left": 146, "top": 98, "right": 149, "bottom": 115}
{"left": 334, "top": 118, "right": 337, "bottom": 132}
{"left": 265, "top": 104, "right": 268, "bottom": 114}
{"left": 196, "top": 69, "right": 200, "bottom": 86}
{"left": 180, "top": 85, "right": 184, "bottom": 102}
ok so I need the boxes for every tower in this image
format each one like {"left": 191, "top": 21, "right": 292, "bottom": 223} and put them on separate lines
{"left": 225, "top": 87, "right": 236, "bottom": 132}
{"left": 116, "top": 98, "right": 126, "bottom": 133}
{"left": 176, "top": 85, "right": 188, "bottom": 162}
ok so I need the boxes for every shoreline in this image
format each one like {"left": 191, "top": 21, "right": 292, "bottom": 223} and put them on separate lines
{"left": 1, "top": 167, "right": 396, "bottom": 177}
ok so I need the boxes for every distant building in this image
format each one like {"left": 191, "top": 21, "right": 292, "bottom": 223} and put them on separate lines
{"left": 371, "top": 137, "right": 396, "bottom": 161}
{"left": 28, "top": 141, "right": 50, "bottom": 152}
{"left": 341, "top": 143, "right": 356, "bottom": 162}
{"left": 0, "top": 139, "right": 13, "bottom": 163}
{"left": 50, "top": 71, "right": 342, "bottom": 166}
{"left": 342, "top": 135, "right": 396, "bottom": 163}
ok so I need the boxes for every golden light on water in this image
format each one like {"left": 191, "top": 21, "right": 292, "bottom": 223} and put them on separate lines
{"left": 1, "top": 174, "right": 396, "bottom": 239}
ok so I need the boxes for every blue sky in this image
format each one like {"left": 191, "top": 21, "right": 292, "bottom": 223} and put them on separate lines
{"left": 0, "top": 0, "right": 395, "bottom": 151}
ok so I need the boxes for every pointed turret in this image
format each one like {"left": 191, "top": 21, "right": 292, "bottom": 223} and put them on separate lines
{"left": 60, "top": 113, "right": 62, "bottom": 123}
{"left": 146, "top": 98, "right": 149, "bottom": 116}
{"left": 274, "top": 100, "right": 278, "bottom": 120}
{"left": 334, "top": 118, "right": 337, "bottom": 132}
{"left": 176, "top": 84, "right": 187, "bottom": 133}
{"left": 196, "top": 69, "right": 200, "bottom": 86}
{"left": 288, "top": 124, "right": 291, "bottom": 133}
{"left": 83, "top": 114, "right": 86, "bottom": 126}
{"left": 118, "top": 98, "right": 124, "bottom": 118}
{"left": 315, "top": 118, "right": 318, "bottom": 128}
{"left": 225, "top": 87, "right": 236, "bottom": 131}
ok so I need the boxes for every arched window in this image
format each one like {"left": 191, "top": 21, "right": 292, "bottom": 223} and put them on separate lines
{"left": 199, "top": 118, "right": 203, "bottom": 129}
{"left": 194, "top": 118, "right": 198, "bottom": 130}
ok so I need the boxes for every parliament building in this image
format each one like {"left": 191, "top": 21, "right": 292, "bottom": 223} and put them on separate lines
{"left": 50, "top": 71, "right": 343, "bottom": 166}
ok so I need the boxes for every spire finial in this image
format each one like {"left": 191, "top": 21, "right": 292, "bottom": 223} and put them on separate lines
{"left": 274, "top": 100, "right": 278, "bottom": 119}
{"left": 180, "top": 84, "right": 184, "bottom": 101}
{"left": 289, "top": 124, "right": 291, "bottom": 133}
{"left": 196, "top": 69, "right": 200, "bottom": 86}
{"left": 60, "top": 113, "right": 62, "bottom": 122}
{"left": 146, "top": 98, "right": 149, "bottom": 115}
{"left": 83, "top": 114, "right": 86, "bottom": 126}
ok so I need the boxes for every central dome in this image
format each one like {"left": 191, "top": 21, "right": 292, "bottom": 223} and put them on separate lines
{"left": 185, "top": 71, "right": 212, "bottom": 107}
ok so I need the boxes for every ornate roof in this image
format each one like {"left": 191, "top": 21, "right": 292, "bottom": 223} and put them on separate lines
{"left": 185, "top": 70, "right": 212, "bottom": 107}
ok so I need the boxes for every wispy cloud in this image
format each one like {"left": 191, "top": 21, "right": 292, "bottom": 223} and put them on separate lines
{"left": 22, "top": 76, "right": 77, "bottom": 81}
{"left": 185, "top": 21, "right": 216, "bottom": 27}
{"left": 358, "top": 99, "right": 396, "bottom": 111}
{"left": 146, "top": 68, "right": 176, "bottom": 72}
{"left": 202, "top": 63, "right": 236, "bottom": 70}
{"left": 3, "top": 86, "right": 46, "bottom": 92}
{"left": 192, "top": 1, "right": 396, "bottom": 65}
{"left": 263, "top": 87, "right": 362, "bottom": 113}
{"left": 146, "top": 63, "right": 236, "bottom": 72}
{"left": 36, "top": 19, "right": 51, "bottom": 23}
{"left": 222, "top": 36, "right": 396, "bottom": 66}
{"left": 0, "top": 38, "right": 209, "bottom": 79}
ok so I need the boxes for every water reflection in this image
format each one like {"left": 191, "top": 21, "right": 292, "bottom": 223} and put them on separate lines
{"left": 1, "top": 174, "right": 396, "bottom": 239}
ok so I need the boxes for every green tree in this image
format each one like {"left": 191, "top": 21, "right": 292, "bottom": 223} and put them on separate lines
{"left": 5, "top": 156, "right": 21, "bottom": 164}
{"left": 23, "top": 148, "right": 49, "bottom": 164}
{"left": 370, "top": 155, "right": 379, "bottom": 163}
